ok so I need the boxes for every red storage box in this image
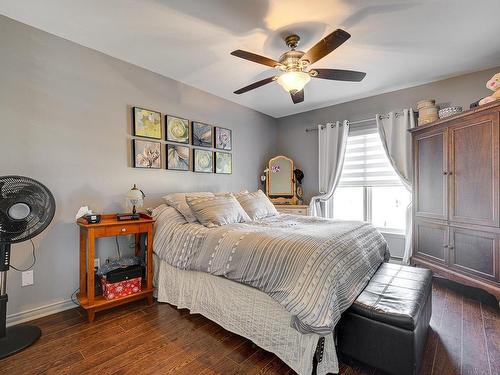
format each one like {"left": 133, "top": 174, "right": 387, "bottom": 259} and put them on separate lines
{"left": 101, "top": 276, "right": 142, "bottom": 300}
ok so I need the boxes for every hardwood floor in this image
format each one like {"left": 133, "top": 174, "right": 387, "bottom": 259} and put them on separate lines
{"left": 1, "top": 281, "right": 498, "bottom": 375}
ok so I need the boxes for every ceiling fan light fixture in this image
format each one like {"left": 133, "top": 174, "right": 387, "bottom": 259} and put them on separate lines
{"left": 276, "top": 71, "right": 311, "bottom": 93}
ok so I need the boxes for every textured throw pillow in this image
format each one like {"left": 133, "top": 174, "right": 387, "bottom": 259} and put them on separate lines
{"left": 215, "top": 190, "right": 248, "bottom": 198}
{"left": 151, "top": 204, "right": 188, "bottom": 224}
{"left": 162, "top": 192, "right": 214, "bottom": 222}
{"left": 236, "top": 190, "right": 279, "bottom": 220}
{"left": 186, "top": 194, "right": 251, "bottom": 227}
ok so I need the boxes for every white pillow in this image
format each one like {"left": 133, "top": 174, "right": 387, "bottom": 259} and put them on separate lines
{"left": 236, "top": 190, "right": 278, "bottom": 220}
{"left": 162, "top": 192, "right": 214, "bottom": 222}
{"left": 186, "top": 194, "right": 251, "bottom": 228}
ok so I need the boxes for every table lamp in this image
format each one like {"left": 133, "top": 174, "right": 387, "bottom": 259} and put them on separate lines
{"left": 126, "top": 184, "right": 145, "bottom": 214}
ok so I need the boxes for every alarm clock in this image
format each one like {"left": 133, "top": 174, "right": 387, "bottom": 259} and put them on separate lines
{"left": 84, "top": 214, "right": 101, "bottom": 224}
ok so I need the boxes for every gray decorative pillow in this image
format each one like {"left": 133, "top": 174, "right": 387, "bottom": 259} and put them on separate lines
{"left": 186, "top": 194, "right": 251, "bottom": 227}
{"left": 162, "top": 192, "right": 214, "bottom": 222}
{"left": 236, "top": 190, "right": 278, "bottom": 220}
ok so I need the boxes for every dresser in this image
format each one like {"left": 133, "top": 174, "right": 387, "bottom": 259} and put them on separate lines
{"left": 410, "top": 101, "right": 500, "bottom": 300}
{"left": 274, "top": 204, "right": 310, "bottom": 216}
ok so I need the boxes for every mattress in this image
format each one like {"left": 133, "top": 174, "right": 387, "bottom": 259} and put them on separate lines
{"left": 154, "top": 255, "right": 338, "bottom": 375}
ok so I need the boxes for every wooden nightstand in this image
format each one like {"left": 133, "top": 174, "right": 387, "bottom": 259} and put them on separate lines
{"left": 274, "top": 204, "right": 310, "bottom": 216}
{"left": 76, "top": 213, "right": 155, "bottom": 322}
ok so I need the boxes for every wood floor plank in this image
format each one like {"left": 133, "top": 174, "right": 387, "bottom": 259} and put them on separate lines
{"left": 226, "top": 338, "right": 259, "bottom": 364}
{"left": 0, "top": 319, "right": 127, "bottom": 374}
{"left": 462, "top": 297, "right": 490, "bottom": 375}
{"left": 481, "top": 304, "right": 500, "bottom": 375}
{"left": 431, "top": 289, "right": 463, "bottom": 375}
{"left": 198, "top": 357, "right": 242, "bottom": 375}
{"left": 420, "top": 286, "right": 448, "bottom": 375}
{"left": 257, "top": 356, "right": 294, "bottom": 374}
{"left": 236, "top": 347, "right": 278, "bottom": 375}
{"left": 117, "top": 320, "right": 227, "bottom": 375}
{"left": 175, "top": 325, "right": 247, "bottom": 373}
{"left": 1, "top": 281, "right": 497, "bottom": 375}
{"left": 72, "top": 314, "right": 210, "bottom": 375}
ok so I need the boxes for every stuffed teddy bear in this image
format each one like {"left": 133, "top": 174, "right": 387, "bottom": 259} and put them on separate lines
{"left": 479, "top": 73, "right": 500, "bottom": 105}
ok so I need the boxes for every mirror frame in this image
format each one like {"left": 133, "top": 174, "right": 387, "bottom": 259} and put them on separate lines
{"left": 266, "top": 155, "right": 298, "bottom": 205}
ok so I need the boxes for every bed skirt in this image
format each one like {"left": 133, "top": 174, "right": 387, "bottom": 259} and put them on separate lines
{"left": 154, "top": 255, "right": 338, "bottom": 375}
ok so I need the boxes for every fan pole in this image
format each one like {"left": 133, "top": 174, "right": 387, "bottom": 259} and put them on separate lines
{"left": 0, "top": 243, "right": 42, "bottom": 358}
{"left": 0, "top": 243, "right": 11, "bottom": 338}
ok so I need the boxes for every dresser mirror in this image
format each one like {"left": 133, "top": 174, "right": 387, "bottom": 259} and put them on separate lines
{"left": 266, "top": 155, "right": 298, "bottom": 205}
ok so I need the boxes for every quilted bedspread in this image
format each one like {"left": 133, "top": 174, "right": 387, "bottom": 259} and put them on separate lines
{"left": 152, "top": 205, "right": 389, "bottom": 335}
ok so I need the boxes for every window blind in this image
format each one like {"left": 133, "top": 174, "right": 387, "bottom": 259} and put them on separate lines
{"left": 338, "top": 122, "right": 402, "bottom": 187}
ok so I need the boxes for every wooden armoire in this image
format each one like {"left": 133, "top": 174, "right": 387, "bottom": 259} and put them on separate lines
{"left": 410, "top": 101, "right": 500, "bottom": 300}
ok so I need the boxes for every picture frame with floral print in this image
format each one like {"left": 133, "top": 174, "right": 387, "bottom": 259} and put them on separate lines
{"left": 193, "top": 149, "right": 213, "bottom": 173}
{"left": 132, "top": 139, "right": 161, "bottom": 169}
{"left": 166, "top": 115, "right": 190, "bottom": 144}
{"left": 167, "top": 144, "right": 190, "bottom": 171}
{"left": 192, "top": 122, "right": 213, "bottom": 148}
{"left": 132, "top": 107, "right": 162, "bottom": 139}
{"left": 214, "top": 126, "right": 232, "bottom": 150}
{"left": 215, "top": 151, "right": 232, "bottom": 174}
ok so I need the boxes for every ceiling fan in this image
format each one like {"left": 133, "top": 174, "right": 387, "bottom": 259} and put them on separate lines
{"left": 231, "top": 29, "right": 366, "bottom": 104}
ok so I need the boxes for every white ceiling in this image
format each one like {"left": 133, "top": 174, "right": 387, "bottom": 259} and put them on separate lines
{"left": 1, "top": 0, "right": 499, "bottom": 118}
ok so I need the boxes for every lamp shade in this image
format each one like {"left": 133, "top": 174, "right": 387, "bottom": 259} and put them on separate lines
{"left": 126, "top": 184, "right": 145, "bottom": 209}
{"left": 276, "top": 71, "right": 311, "bottom": 93}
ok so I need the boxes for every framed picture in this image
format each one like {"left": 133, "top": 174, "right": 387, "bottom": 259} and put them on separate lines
{"left": 132, "top": 107, "right": 162, "bottom": 139}
{"left": 215, "top": 151, "right": 232, "bottom": 174}
{"left": 132, "top": 139, "right": 161, "bottom": 169}
{"left": 193, "top": 149, "right": 213, "bottom": 173}
{"left": 192, "top": 122, "right": 213, "bottom": 148}
{"left": 166, "top": 115, "right": 190, "bottom": 144}
{"left": 167, "top": 144, "right": 190, "bottom": 171}
{"left": 215, "top": 127, "right": 232, "bottom": 150}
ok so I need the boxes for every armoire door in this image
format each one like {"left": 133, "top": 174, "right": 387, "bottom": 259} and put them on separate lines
{"left": 414, "top": 220, "right": 449, "bottom": 264}
{"left": 449, "top": 113, "right": 499, "bottom": 227}
{"left": 414, "top": 129, "right": 448, "bottom": 220}
{"left": 449, "top": 227, "right": 498, "bottom": 282}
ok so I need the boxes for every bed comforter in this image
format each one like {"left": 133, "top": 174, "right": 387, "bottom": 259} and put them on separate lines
{"left": 153, "top": 205, "right": 389, "bottom": 335}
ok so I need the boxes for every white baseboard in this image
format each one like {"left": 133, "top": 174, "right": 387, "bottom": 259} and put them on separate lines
{"left": 6, "top": 299, "right": 76, "bottom": 327}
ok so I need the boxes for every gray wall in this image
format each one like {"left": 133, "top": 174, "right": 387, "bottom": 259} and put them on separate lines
{"left": 277, "top": 66, "right": 500, "bottom": 203}
{"left": 0, "top": 15, "right": 277, "bottom": 317}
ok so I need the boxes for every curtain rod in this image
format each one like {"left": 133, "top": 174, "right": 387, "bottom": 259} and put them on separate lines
{"left": 305, "top": 110, "right": 409, "bottom": 133}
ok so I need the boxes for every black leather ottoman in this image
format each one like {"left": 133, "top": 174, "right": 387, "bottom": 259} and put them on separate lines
{"left": 337, "top": 263, "right": 432, "bottom": 375}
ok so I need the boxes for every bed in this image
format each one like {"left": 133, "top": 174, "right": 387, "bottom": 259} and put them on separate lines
{"left": 152, "top": 203, "right": 389, "bottom": 375}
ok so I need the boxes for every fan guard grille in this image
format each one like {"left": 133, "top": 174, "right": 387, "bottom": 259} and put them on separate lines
{"left": 0, "top": 176, "right": 55, "bottom": 244}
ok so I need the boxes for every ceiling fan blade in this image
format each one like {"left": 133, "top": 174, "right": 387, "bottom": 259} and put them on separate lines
{"left": 234, "top": 76, "right": 276, "bottom": 94}
{"left": 291, "top": 89, "right": 304, "bottom": 104}
{"left": 231, "top": 50, "right": 281, "bottom": 68}
{"left": 301, "top": 29, "right": 351, "bottom": 65}
{"left": 312, "top": 69, "right": 366, "bottom": 82}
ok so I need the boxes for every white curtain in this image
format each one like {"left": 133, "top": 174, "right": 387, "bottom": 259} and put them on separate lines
{"left": 376, "top": 109, "right": 416, "bottom": 263}
{"left": 310, "top": 121, "right": 350, "bottom": 217}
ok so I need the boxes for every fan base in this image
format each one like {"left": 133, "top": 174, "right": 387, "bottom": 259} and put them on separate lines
{"left": 285, "top": 34, "right": 300, "bottom": 49}
{"left": 0, "top": 325, "right": 41, "bottom": 359}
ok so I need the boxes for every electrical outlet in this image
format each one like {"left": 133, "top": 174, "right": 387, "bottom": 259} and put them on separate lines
{"left": 21, "top": 270, "right": 34, "bottom": 287}
{"left": 94, "top": 258, "right": 100, "bottom": 269}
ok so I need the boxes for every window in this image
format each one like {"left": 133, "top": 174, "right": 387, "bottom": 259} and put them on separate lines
{"left": 331, "top": 123, "right": 410, "bottom": 233}
{"left": 332, "top": 186, "right": 364, "bottom": 221}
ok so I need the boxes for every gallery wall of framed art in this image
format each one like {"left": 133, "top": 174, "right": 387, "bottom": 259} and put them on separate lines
{"left": 131, "top": 106, "right": 232, "bottom": 174}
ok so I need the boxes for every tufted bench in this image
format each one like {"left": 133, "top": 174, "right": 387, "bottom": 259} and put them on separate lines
{"left": 337, "top": 263, "right": 432, "bottom": 375}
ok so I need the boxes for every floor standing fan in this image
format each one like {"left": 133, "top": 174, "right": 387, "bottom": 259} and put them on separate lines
{"left": 0, "top": 176, "right": 55, "bottom": 359}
